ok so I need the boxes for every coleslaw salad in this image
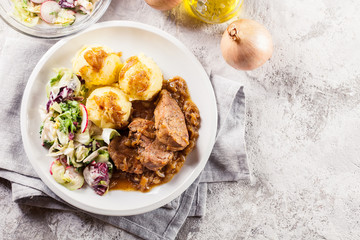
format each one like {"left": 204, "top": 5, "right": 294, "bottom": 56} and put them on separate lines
{"left": 40, "top": 68, "right": 117, "bottom": 195}
{"left": 11, "top": 0, "right": 98, "bottom": 27}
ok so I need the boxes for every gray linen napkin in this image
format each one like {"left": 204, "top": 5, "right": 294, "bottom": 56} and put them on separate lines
{"left": 0, "top": 37, "right": 248, "bottom": 240}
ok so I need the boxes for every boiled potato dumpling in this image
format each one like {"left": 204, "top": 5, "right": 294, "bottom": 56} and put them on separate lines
{"left": 86, "top": 87, "right": 132, "bottom": 129}
{"left": 73, "top": 45, "right": 122, "bottom": 87}
{"left": 118, "top": 54, "right": 163, "bottom": 101}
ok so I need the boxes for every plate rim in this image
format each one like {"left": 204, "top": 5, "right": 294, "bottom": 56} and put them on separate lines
{"left": 20, "top": 20, "right": 218, "bottom": 216}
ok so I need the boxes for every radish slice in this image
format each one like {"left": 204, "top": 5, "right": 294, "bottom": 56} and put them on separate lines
{"left": 80, "top": 103, "right": 88, "bottom": 133}
{"left": 50, "top": 160, "right": 55, "bottom": 175}
{"left": 31, "top": 0, "right": 47, "bottom": 4}
{"left": 40, "top": 1, "right": 61, "bottom": 24}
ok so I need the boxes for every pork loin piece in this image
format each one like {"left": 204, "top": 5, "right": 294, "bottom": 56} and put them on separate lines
{"left": 140, "top": 139, "right": 174, "bottom": 171}
{"left": 154, "top": 90, "right": 189, "bottom": 151}
{"left": 128, "top": 118, "right": 155, "bottom": 136}
{"left": 129, "top": 118, "right": 174, "bottom": 171}
{"left": 108, "top": 136, "right": 144, "bottom": 174}
{"left": 128, "top": 118, "right": 156, "bottom": 148}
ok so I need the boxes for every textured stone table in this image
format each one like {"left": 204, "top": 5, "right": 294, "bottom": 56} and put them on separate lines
{"left": 1, "top": 0, "right": 360, "bottom": 239}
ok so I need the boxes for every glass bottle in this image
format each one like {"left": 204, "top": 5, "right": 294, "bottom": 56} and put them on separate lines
{"left": 184, "top": 0, "right": 244, "bottom": 24}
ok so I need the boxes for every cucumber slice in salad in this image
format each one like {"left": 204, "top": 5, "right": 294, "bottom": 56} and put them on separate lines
{"left": 51, "top": 159, "right": 84, "bottom": 190}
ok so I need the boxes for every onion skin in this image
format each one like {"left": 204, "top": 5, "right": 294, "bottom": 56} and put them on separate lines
{"left": 221, "top": 19, "right": 273, "bottom": 71}
{"left": 144, "top": 0, "right": 183, "bottom": 11}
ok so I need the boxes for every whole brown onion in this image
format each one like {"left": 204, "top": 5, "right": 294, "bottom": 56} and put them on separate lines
{"left": 144, "top": 0, "right": 183, "bottom": 11}
{"left": 221, "top": 19, "right": 273, "bottom": 70}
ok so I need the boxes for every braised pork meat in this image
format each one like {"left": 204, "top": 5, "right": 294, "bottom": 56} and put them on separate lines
{"left": 108, "top": 136, "right": 144, "bottom": 174}
{"left": 154, "top": 90, "right": 189, "bottom": 151}
{"left": 110, "top": 117, "right": 175, "bottom": 173}
{"left": 140, "top": 139, "right": 174, "bottom": 171}
{"left": 128, "top": 118, "right": 156, "bottom": 148}
{"left": 109, "top": 76, "right": 200, "bottom": 192}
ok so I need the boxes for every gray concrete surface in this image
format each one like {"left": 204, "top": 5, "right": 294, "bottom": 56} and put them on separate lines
{"left": 2, "top": 0, "right": 360, "bottom": 239}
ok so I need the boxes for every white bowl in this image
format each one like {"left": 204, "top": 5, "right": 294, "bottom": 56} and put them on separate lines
{"left": 21, "top": 21, "right": 217, "bottom": 216}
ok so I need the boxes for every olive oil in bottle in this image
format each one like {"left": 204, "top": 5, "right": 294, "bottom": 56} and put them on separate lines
{"left": 184, "top": 0, "right": 243, "bottom": 24}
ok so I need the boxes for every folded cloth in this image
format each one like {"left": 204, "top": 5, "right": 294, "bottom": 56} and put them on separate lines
{"left": 0, "top": 37, "right": 249, "bottom": 240}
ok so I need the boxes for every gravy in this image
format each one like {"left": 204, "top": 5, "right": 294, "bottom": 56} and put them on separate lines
{"left": 110, "top": 76, "right": 200, "bottom": 192}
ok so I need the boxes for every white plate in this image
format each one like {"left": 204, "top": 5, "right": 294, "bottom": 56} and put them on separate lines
{"left": 21, "top": 21, "right": 217, "bottom": 216}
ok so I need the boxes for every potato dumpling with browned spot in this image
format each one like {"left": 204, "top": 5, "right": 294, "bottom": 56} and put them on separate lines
{"left": 118, "top": 54, "right": 163, "bottom": 101}
{"left": 86, "top": 87, "right": 132, "bottom": 129}
{"left": 73, "top": 45, "right": 123, "bottom": 87}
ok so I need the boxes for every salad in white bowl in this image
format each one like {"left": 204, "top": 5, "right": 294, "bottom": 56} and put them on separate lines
{"left": 39, "top": 68, "right": 119, "bottom": 195}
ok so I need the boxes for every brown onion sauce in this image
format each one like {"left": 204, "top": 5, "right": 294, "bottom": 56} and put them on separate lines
{"left": 109, "top": 76, "right": 201, "bottom": 192}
